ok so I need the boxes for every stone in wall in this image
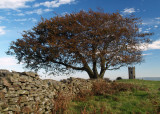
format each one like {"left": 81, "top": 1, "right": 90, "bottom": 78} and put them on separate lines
{"left": 0, "top": 69, "right": 112, "bottom": 113}
{"left": 0, "top": 70, "right": 56, "bottom": 113}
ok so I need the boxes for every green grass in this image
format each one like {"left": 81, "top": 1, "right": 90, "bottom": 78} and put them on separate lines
{"left": 67, "top": 79, "right": 160, "bottom": 114}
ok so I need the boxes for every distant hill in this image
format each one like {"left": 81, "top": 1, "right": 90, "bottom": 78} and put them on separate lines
{"left": 137, "top": 77, "right": 160, "bottom": 81}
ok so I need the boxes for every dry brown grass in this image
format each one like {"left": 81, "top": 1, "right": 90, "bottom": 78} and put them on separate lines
{"left": 70, "top": 79, "right": 148, "bottom": 105}
{"left": 92, "top": 80, "right": 148, "bottom": 96}
{"left": 80, "top": 105, "right": 106, "bottom": 114}
{"left": 81, "top": 107, "right": 88, "bottom": 114}
{"left": 74, "top": 89, "right": 94, "bottom": 102}
{"left": 52, "top": 92, "right": 71, "bottom": 114}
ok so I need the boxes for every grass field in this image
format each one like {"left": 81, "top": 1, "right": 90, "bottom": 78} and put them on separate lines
{"left": 65, "top": 79, "right": 160, "bottom": 114}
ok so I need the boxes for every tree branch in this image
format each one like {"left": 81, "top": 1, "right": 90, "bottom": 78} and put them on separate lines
{"left": 92, "top": 45, "right": 98, "bottom": 78}
{"left": 107, "top": 65, "right": 124, "bottom": 70}
{"left": 53, "top": 60, "right": 85, "bottom": 70}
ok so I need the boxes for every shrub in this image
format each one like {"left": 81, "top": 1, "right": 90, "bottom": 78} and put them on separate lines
{"left": 92, "top": 79, "right": 148, "bottom": 96}
{"left": 103, "top": 78, "right": 112, "bottom": 82}
{"left": 92, "top": 80, "right": 112, "bottom": 95}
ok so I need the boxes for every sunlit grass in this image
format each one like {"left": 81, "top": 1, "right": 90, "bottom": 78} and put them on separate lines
{"left": 67, "top": 79, "right": 160, "bottom": 113}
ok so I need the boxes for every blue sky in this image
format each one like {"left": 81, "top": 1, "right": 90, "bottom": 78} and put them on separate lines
{"left": 0, "top": 0, "right": 160, "bottom": 80}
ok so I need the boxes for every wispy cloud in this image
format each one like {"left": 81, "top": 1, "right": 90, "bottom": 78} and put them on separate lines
{"left": 61, "top": 12, "right": 69, "bottom": 16}
{"left": 14, "top": 18, "right": 37, "bottom": 22}
{"left": 139, "top": 28, "right": 142, "bottom": 32}
{"left": 0, "top": 26, "right": 6, "bottom": 35}
{"left": 142, "top": 22, "right": 148, "bottom": 25}
{"left": 146, "top": 28, "right": 151, "bottom": 31}
{"left": 142, "top": 53, "right": 152, "bottom": 56}
{"left": 44, "top": 9, "right": 52, "bottom": 12}
{"left": 142, "top": 18, "right": 160, "bottom": 26}
{"left": 14, "top": 19, "right": 27, "bottom": 22}
{"left": 0, "top": 16, "right": 9, "bottom": 21}
{"left": 28, "top": 18, "right": 37, "bottom": 22}
{"left": 26, "top": 9, "right": 43, "bottom": 15}
{"left": 34, "top": 0, "right": 75, "bottom": 8}
{"left": 16, "top": 13, "right": 25, "bottom": 16}
{"left": 155, "top": 17, "right": 160, "bottom": 20}
{"left": 122, "top": 8, "right": 136, "bottom": 14}
{"left": 0, "top": 16, "right": 5, "bottom": 20}
{"left": 144, "top": 30, "right": 150, "bottom": 33}
{"left": 142, "top": 28, "right": 152, "bottom": 33}
{"left": 0, "top": 0, "right": 34, "bottom": 9}
{"left": 25, "top": 8, "right": 52, "bottom": 15}
{"left": 14, "top": 8, "right": 52, "bottom": 16}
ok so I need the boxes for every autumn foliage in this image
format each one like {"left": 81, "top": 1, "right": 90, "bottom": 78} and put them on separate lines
{"left": 7, "top": 9, "right": 152, "bottom": 78}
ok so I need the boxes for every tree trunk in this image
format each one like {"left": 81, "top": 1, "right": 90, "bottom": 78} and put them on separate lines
{"left": 87, "top": 70, "right": 105, "bottom": 79}
{"left": 88, "top": 74, "right": 98, "bottom": 79}
{"left": 99, "top": 69, "right": 105, "bottom": 78}
{"left": 83, "top": 58, "right": 106, "bottom": 79}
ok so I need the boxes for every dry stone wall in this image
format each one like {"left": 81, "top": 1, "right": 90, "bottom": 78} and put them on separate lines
{"left": 0, "top": 69, "right": 99, "bottom": 113}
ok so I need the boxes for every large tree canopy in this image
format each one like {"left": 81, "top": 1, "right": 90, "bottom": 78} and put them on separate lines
{"left": 7, "top": 10, "right": 152, "bottom": 79}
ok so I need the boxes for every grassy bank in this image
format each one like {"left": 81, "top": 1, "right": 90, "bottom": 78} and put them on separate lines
{"left": 64, "top": 79, "right": 160, "bottom": 114}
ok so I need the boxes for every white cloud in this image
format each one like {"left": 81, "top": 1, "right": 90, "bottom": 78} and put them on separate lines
{"left": 123, "top": 8, "right": 135, "bottom": 14}
{"left": 140, "top": 39, "right": 160, "bottom": 51}
{"left": 34, "top": 0, "right": 75, "bottom": 8}
{"left": 0, "top": 26, "right": 6, "bottom": 35}
{"left": 0, "top": 0, "right": 34, "bottom": 9}
{"left": 0, "top": 57, "right": 17, "bottom": 66}
{"left": 154, "top": 25, "right": 158, "bottom": 28}
{"left": 148, "top": 39, "right": 160, "bottom": 50}
{"left": 0, "top": 57, "right": 24, "bottom": 72}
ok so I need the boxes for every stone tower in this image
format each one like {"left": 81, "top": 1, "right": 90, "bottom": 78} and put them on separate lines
{"left": 128, "top": 67, "right": 135, "bottom": 79}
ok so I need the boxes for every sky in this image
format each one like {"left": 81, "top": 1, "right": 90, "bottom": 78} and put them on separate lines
{"left": 0, "top": 0, "right": 160, "bottom": 80}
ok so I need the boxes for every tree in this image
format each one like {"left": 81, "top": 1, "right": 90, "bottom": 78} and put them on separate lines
{"left": 7, "top": 9, "right": 152, "bottom": 79}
